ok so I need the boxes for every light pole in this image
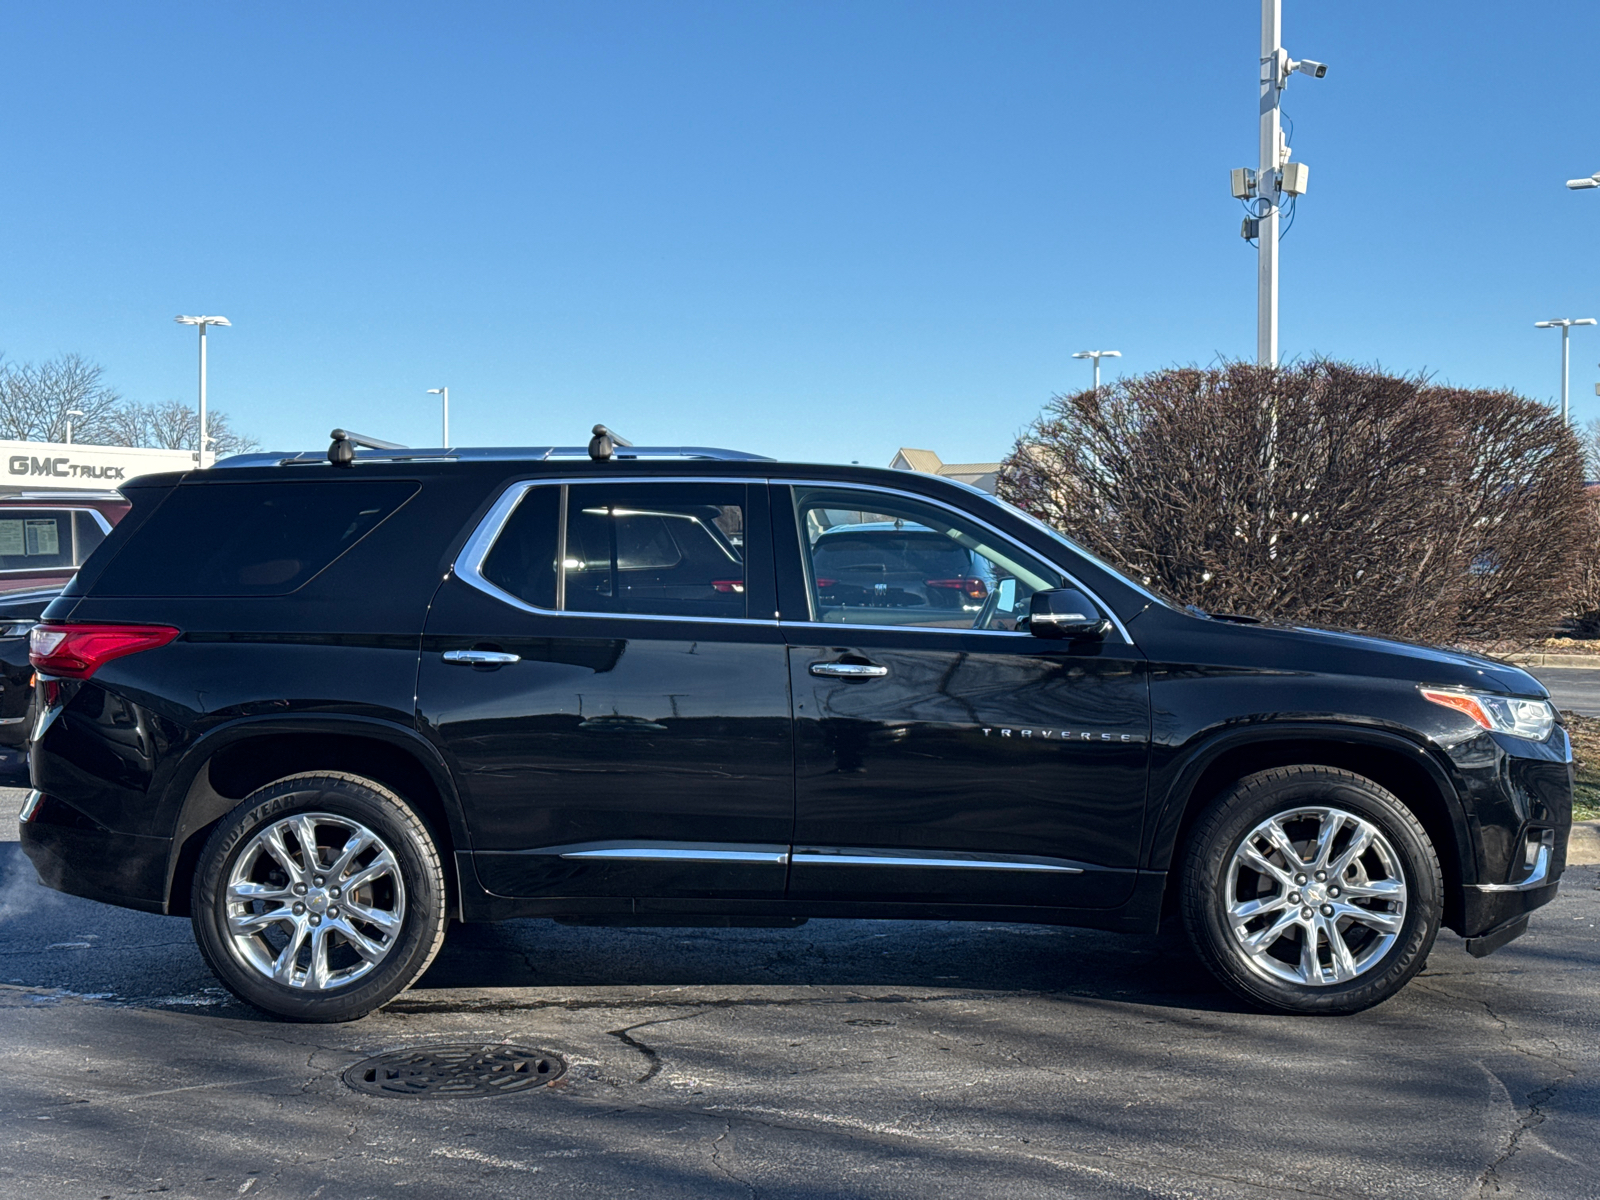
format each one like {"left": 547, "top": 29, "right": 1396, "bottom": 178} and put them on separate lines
{"left": 64, "top": 410, "right": 83, "bottom": 445}
{"left": 1229, "top": 2, "right": 1327, "bottom": 366}
{"left": 174, "top": 315, "right": 231, "bottom": 466}
{"left": 1567, "top": 171, "right": 1600, "bottom": 190}
{"left": 1534, "top": 318, "right": 1597, "bottom": 425}
{"left": 1071, "top": 350, "right": 1122, "bottom": 392}
{"left": 427, "top": 387, "right": 449, "bottom": 445}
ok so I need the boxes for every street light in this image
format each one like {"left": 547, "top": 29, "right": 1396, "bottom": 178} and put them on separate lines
{"left": 1534, "top": 318, "right": 1597, "bottom": 425}
{"left": 64, "top": 410, "right": 83, "bottom": 445}
{"left": 174, "top": 315, "right": 231, "bottom": 466}
{"left": 1567, "top": 172, "right": 1600, "bottom": 190}
{"left": 426, "top": 387, "right": 449, "bottom": 445}
{"left": 1071, "top": 350, "right": 1122, "bottom": 392}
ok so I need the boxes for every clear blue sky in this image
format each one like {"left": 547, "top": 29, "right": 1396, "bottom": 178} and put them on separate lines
{"left": 2, "top": 2, "right": 1596, "bottom": 465}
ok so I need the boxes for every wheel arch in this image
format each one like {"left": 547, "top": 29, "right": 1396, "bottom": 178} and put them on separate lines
{"left": 1147, "top": 725, "right": 1476, "bottom": 932}
{"left": 162, "top": 715, "right": 469, "bottom": 919}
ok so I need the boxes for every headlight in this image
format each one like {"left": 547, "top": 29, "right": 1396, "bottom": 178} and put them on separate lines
{"left": 0, "top": 620, "right": 36, "bottom": 638}
{"left": 1420, "top": 687, "right": 1555, "bottom": 741}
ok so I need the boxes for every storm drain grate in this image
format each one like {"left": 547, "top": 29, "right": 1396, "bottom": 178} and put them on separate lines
{"left": 343, "top": 1044, "right": 567, "bottom": 1098}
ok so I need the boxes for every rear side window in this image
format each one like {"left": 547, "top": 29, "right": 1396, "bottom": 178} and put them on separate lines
{"left": 90, "top": 481, "right": 418, "bottom": 596}
{"left": 473, "top": 481, "right": 747, "bottom": 619}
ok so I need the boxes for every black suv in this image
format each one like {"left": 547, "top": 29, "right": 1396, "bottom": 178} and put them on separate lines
{"left": 18, "top": 435, "right": 1572, "bottom": 1021}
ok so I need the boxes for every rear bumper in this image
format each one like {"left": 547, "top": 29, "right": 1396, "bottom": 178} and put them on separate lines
{"left": 18, "top": 803, "right": 170, "bottom": 915}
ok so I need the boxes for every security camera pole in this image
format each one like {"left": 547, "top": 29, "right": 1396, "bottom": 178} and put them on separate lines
{"left": 175, "top": 316, "right": 232, "bottom": 467}
{"left": 1534, "top": 318, "right": 1596, "bottom": 425}
{"left": 1071, "top": 350, "right": 1121, "bottom": 392}
{"left": 1231, "top": 1, "right": 1325, "bottom": 367}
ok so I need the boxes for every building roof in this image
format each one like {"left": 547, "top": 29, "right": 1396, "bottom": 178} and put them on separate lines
{"left": 889, "top": 448, "right": 1003, "bottom": 493}
{"left": 889, "top": 448, "right": 945, "bottom": 473}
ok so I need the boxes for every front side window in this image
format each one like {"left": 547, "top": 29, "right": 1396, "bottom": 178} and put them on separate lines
{"left": 479, "top": 482, "right": 747, "bottom": 619}
{"left": 793, "top": 486, "right": 1067, "bottom": 630}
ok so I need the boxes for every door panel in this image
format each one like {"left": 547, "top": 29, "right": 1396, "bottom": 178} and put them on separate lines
{"left": 776, "top": 482, "right": 1151, "bottom": 909}
{"left": 418, "top": 479, "right": 793, "bottom": 901}
{"left": 786, "top": 633, "right": 1148, "bottom": 906}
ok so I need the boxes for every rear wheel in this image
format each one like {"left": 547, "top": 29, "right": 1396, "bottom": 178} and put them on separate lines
{"left": 191, "top": 772, "right": 448, "bottom": 1022}
{"left": 1181, "top": 766, "right": 1442, "bottom": 1015}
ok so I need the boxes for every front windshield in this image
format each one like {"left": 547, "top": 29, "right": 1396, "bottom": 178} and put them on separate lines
{"left": 969, "top": 486, "right": 1176, "bottom": 609}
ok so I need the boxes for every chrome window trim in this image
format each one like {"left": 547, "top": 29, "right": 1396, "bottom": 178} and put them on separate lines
{"left": 454, "top": 474, "right": 1133, "bottom": 644}
{"left": 781, "top": 479, "right": 1136, "bottom": 646}
{"left": 453, "top": 476, "right": 774, "bottom": 626}
{"left": 791, "top": 846, "right": 1087, "bottom": 873}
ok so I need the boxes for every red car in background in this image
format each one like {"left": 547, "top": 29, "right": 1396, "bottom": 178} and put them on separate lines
{"left": 0, "top": 488, "right": 130, "bottom": 595}
{"left": 0, "top": 488, "right": 131, "bottom": 781}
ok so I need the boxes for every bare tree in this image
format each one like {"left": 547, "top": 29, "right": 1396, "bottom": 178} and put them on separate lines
{"left": 104, "top": 400, "right": 259, "bottom": 457}
{"left": 0, "top": 354, "right": 125, "bottom": 442}
{"left": 0, "top": 352, "right": 259, "bottom": 456}
{"left": 1000, "top": 361, "right": 1588, "bottom": 644}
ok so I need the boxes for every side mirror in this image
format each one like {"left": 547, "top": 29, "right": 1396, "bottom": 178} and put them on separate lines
{"left": 1028, "top": 588, "right": 1112, "bottom": 640}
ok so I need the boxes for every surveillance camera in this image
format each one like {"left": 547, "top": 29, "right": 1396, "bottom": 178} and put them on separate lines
{"left": 1292, "top": 59, "right": 1328, "bottom": 78}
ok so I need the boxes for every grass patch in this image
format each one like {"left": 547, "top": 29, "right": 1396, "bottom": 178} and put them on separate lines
{"left": 1563, "top": 711, "right": 1600, "bottom": 821}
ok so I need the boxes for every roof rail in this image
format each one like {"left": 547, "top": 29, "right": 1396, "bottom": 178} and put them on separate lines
{"left": 213, "top": 445, "right": 775, "bottom": 469}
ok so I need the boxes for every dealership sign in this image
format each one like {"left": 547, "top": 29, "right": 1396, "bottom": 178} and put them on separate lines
{"left": 0, "top": 440, "right": 201, "bottom": 487}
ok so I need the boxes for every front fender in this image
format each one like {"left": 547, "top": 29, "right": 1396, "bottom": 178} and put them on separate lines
{"left": 1142, "top": 721, "right": 1475, "bottom": 886}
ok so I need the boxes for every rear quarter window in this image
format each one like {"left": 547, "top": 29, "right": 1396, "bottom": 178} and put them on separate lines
{"left": 88, "top": 480, "right": 419, "bottom": 596}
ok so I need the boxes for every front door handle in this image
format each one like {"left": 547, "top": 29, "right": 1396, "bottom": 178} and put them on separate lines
{"left": 443, "top": 649, "right": 521, "bottom": 666}
{"left": 809, "top": 661, "right": 888, "bottom": 679}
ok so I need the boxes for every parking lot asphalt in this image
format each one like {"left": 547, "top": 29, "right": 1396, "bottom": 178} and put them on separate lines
{"left": 1529, "top": 666, "right": 1600, "bottom": 716}
{"left": 1, "top": 787, "right": 1596, "bottom": 1200}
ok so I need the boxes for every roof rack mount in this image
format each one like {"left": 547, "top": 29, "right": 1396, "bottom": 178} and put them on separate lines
{"left": 214, "top": 445, "right": 774, "bottom": 470}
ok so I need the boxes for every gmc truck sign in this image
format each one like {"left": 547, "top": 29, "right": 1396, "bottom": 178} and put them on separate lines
{"left": 0, "top": 440, "right": 201, "bottom": 487}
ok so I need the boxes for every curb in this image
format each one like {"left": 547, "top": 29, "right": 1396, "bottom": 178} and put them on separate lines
{"left": 1571, "top": 820, "right": 1600, "bottom": 867}
{"left": 1508, "top": 653, "right": 1600, "bottom": 670}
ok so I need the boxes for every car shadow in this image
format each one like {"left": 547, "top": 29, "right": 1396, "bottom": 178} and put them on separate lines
{"left": 401, "top": 913, "right": 1252, "bottom": 1015}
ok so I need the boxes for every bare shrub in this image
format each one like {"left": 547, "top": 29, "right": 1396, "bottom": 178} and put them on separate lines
{"left": 1000, "top": 361, "right": 1586, "bottom": 644}
{"left": 1569, "top": 489, "right": 1600, "bottom": 635}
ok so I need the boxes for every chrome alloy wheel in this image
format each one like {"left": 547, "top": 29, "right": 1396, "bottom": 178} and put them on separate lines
{"left": 223, "top": 812, "right": 406, "bottom": 991}
{"left": 1224, "top": 806, "right": 1408, "bottom": 987}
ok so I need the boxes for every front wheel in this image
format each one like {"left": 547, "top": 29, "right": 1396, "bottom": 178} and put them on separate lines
{"left": 191, "top": 772, "right": 448, "bottom": 1022}
{"left": 1181, "top": 766, "right": 1442, "bottom": 1015}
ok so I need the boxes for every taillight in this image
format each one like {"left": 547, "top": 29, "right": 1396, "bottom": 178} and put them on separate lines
{"left": 29, "top": 623, "right": 180, "bottom": 680}
{"left": 926, "top": 578, "right": 989, "bottom": 601}
{"left": 711, "top": 579, "right": 746, "bottom": 594}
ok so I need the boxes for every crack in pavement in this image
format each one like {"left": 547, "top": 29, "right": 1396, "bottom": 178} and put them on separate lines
{"left": 607, "top": 1010, "right": 712, "bottom": 1084}
{"left": 708, "top": 1122, "right": 758, "bottom": 1199}
{"left": 1409, "top": 980, "right": 1580, "bottom": 1196}
{"left": 1476, "top": 1075, "right": 1570, "bottom": 1197}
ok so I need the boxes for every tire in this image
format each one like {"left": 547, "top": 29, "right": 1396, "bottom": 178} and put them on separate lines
{"left": 1180, "top": 765, "right": 1442, "bottom": 1016}
{"left": 191, "top": 772, "right": 448, "bottom": 1022}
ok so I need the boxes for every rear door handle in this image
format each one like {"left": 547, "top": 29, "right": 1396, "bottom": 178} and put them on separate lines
{"left": 809, "top": 661, "right": 888, "bottom": 679}
{"left": 442, "top": 650, "right": 521, "bottom": 666}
